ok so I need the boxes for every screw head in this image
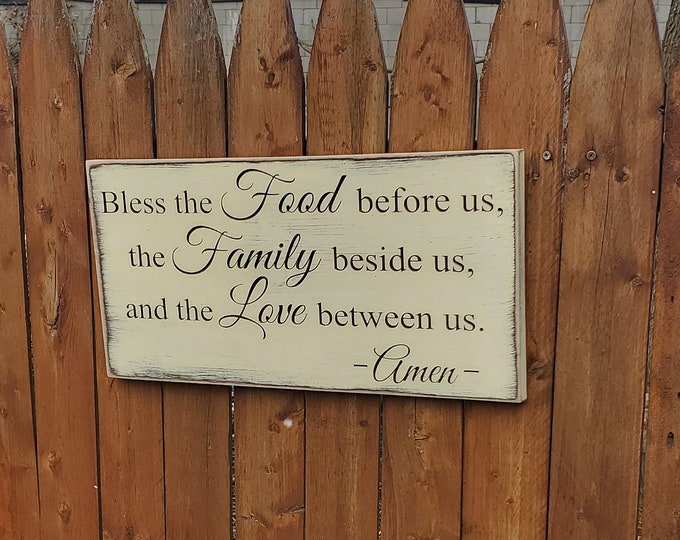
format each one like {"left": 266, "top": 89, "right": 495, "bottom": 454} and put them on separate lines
{"left": 542, "top": 151, "right": 552, "bottom": 161}
{"left": 586, "top": 150, "right": 597, "bottom": 161}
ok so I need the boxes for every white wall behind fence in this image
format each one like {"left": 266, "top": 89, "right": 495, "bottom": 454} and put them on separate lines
{"left": 0, "top": 0, "right": 673, "bottom": 72}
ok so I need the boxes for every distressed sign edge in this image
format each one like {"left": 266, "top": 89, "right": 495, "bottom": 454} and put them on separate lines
{"left": 86, "top": 150, "right": 526, "bottom": 403}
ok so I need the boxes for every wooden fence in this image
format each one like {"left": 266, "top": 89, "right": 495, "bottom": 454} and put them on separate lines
{"left": 0, "top": 0, "right": 678, "bottom": 537}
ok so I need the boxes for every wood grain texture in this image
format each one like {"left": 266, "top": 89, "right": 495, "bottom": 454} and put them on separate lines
{"left": 232, "top": 389, "right": 304, "bottom": 539}
{"left": 548, "top": 0, "right": 663, "bottom": 538}
{"left": 155, "top": 0, "right": 227, "bottom": 159}
{"left": 228, "top": 1, "right": 305, "bottom": 537}
{"left": 17, "top": 0, "right": 99, "bottom": 537}
{"left": 0, "top": 22, "right": 40, "bottom": 540}
{"left": 306, "top": 1, "right": 386, "bottom": 536}
{"left": 305, "top": 392, "right": 380, "bottom": 539}
{"left": 228, "top": 0, "right": 304, "bottom": 157}
{"left": 388, "top": 0, "right": 475, "bottom": 153}
{"left": 382, "top": 399, "right": 463, "bottom": 539}
{"left": 462, "top": 0, "right": 568, "bottom": 538}
{"left": 639, "top": 14, "right": 680, "bottom": 537}
{"left": 383, "top": 0, "right": 475, "bottom": 537}
{"left": 154, "top": 0, "right": 231, "bottom": 537}
{"left": 307, "top": 0, "right": 387, "bottom": 156}
{"left": 82, "top": 1, "right": 165, "bottom": 538}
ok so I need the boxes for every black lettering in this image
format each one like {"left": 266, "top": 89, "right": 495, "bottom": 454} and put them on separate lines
{"left": 102, "top": 191, "right": 119, "bottom": 213}
{"left": 218, "top": 276, "right": 269, "bottom": 338}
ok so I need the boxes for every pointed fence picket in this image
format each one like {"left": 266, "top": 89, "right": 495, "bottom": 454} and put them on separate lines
{"left": 228, "top": 1, "right": 305, "bottom": 538}
{"left": 82, "top": 0, "right": 165, "bottom": 537}
{"left": 1, "top": 0, "right": 678, "bottom": 537}
{"left": 639, "top": 8, "right": 680, "bottom": 538}
{"left": 305, "top": 1, "right": 386, "bottom": 538}
{"left": 548, "top": 0, "right": 664, "bottom": 537}
{"left": 154, "top": 0, "right": 231, "bottom": 537}
{"left": 17, "top": 0, "right": 99, "bottom": 536}
{"left": 382, "top": 0, "right": 475, "bottom": 538}
{"left": 462, "top": 0, "right": 569, "bottom": 538}
{"left": 0, "top": 21, "right": 40, "bottom": 540}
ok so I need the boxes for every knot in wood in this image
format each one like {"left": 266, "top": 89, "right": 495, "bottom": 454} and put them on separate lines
{"left": 0, "top": 104, "right": 11, "bottom": 124}
{"left": 36, "top": 200, "right": 53, "bottom": 224}
{"left": 48, "top": 450, "right": 61, "bottom": 471}
{"left": 527, "top": 356, "right": 548, "bottom": 380}
{"left": 567, "top": 168, "right": 580, "bottom": 179}
{"left": 114, "top": 60, "right": 137, "bottom": 79}
{"left": 57, "top": 501, "right": 71, "bottom": 524}
{"left": 59, "top": 220, "right": 72, "bottom": 238}
{"left": 363, "top": 59, "right": 378, "bottom": 72}
{"left": 265, "top": 71, "right": 278, "bottom": 88}
{"left": 615, "top": 169, "right": 629, "bottom": 182}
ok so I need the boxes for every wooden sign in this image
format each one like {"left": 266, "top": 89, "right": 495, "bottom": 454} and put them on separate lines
{"left": 87, "top": 151, "right": 526, "bottom": 402}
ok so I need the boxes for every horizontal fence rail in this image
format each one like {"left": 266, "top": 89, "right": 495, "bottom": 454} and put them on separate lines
{"left": 0, "top": 0, "right": 678, "bottom": 538}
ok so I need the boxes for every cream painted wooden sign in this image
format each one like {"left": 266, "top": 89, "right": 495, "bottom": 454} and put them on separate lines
{"left": 87, "top": 151, "right": 526, "bottom": 402}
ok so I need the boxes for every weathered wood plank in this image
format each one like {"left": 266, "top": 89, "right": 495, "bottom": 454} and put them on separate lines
{"left": 462, "top": 0, "right": 568, "bottom": 538}
{"left": 17, "top": 0, "right": 99, "bottom": 536}
{"left": 0, "top": 21, "right": 40, "bottom": 540}
{"left": 382, "top": 400, "right": 463, "bottom": 539}
{"left": 548, "top": 0, "right": 663, "bottom": 537}
{"left": 388, "top": 0, "right": 475, "bottom": 153}
{"left": 639, "top": 8, "right": 680, "bottom": 537}
{"left": 228, "top": 0, "right": 305, "bottom": 537}
{"left": 228, "top": 0, "right": 304, "bottom": 156}
{"left": 305, "top": 392, "right": 381, "bottom": 539}
{"left": 233, "top": 389, "right": 304, "bottom": 538}
{"left": 154, "top": 0, "right": 231, "bottom": 537}
{"left": 383, "top": 0, "right": 475, "bottom": 537}
{"left": 156, "top": 0, "right": 227, "bottom": 158}
{"left": 307, "top": 0, "right": 387, "bottom": 156}
{"left": 82, "top": 1, "right": 165, "bottom": 538}
{"left": 306, "top": 1, "right": 386, "bottom": 536}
